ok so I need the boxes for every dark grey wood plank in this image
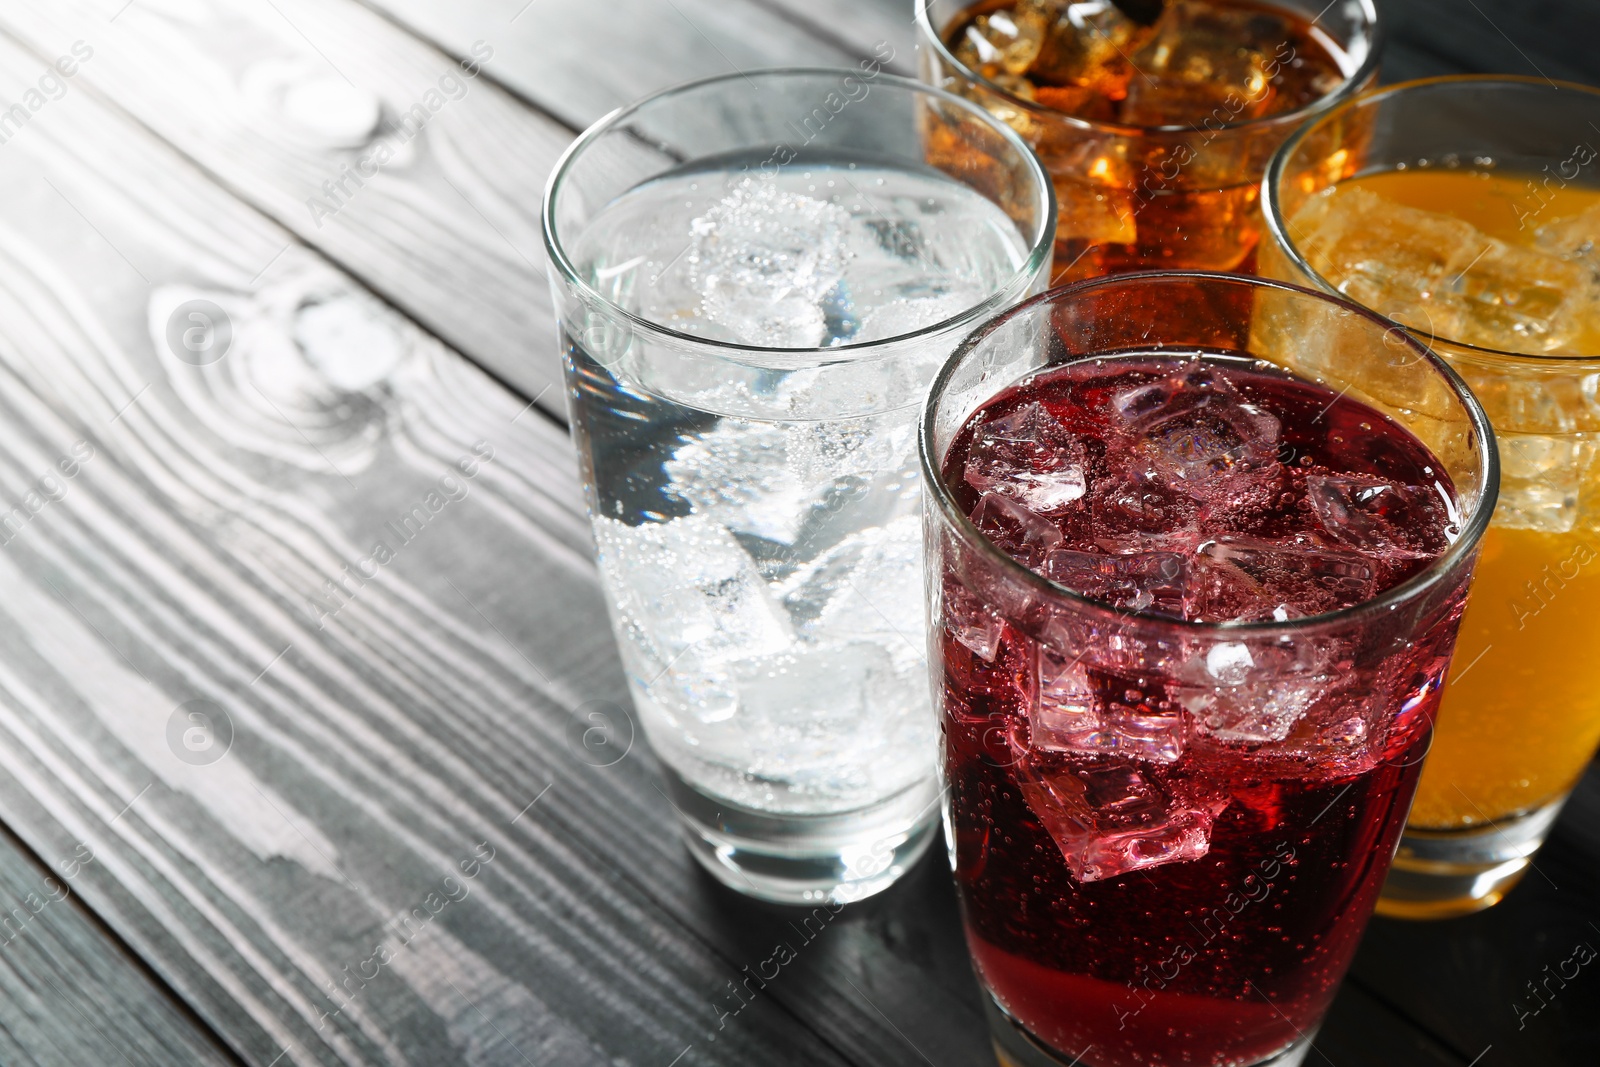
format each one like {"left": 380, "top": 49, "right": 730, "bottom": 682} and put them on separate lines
{"left": 0, "top": 2, "right": 1591, "bottom": 1067}
{"left": 358, "top": 0, "right": 858, "bottom": 130}
{"left": 1314, "top": 982, "right": 1468, "bottom": 1067}
{"left": 1348, "top": 763, "right": 1600, "bottom": 1067}
{"left": 0, "top": 23, "right": 863, "bottom": 1067}
{"left": 0, "top": 0, "right": 572, "bottom": 414}
{"left": 1379, "top": 0, "right": 1600, "bottom": 86}
{"left": 0, "top": 824, "right": 240, "bottom": 1067}
{"left": 0, "top": 6, "right": 1017, "bottom": 1067}
{"left": 743, "top": 0, "right": 917, "bottom": 75}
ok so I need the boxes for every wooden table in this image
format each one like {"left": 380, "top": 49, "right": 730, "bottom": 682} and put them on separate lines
{"left": 0, "top": 1, "right": 1591, "bottom": 1064}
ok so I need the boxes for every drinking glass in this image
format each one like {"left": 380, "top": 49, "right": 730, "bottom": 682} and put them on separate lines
{"left": 922, "top": 273, "right": 1496, "bottom": 1066}
{"left": 915, "top": 0, "right": 1379, "bottom": 281}
{"left": 1263, "top": 75, "right": 1600, "bottom": 918}
{"left": 543, "top": 69, "right": 1055, "bottom": 904}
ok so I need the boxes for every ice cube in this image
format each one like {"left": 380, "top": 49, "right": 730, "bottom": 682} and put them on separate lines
{"left": 944, "top": 580, "right": 1006, "bottom": 662}
{"left": 648, "top": 649, "right": 738, "bottom": 726}
{"left": 784, "top": 416, "right": 916, "bottom": 490}
{"left": 971, "top": 492, "right": 1065, "bottom": 568}
{"left": 855, "top": 290, "right": 982, "bottom": 344}
{"left": 1089, "top": 462, "right": 1197, "bottom": 545}
{"left": 686, "top": 177, "right": 851, "bottom": 349}
{"left": 1053, "top": 178, "right": 1138, "bottom": 251}
{"left": 1183, "top": 553, "right": 1266, "bottom": 622}
{"left": 1180, "top": 636, "right": 1339, "bottom": 747}
{"left": 1041, "top": 549, "right": 1187, "bottom": 615}
{"left": 965, "top": 402, "right": 1090, "bottom": 514}
{"left": 592, "top": 515, "right": 794, "bottom": 668}
{"left": 1536, "top": 201, "right": 1600, "bottom": 269}
{"left": 1028, "top": 0, "right": 1163, "bottom": 95}
{"left": 1199, "top": 535, "right": 1377, "bottom": 617}
{"left": 663, "top": 420, "right": 811, "bottom": 544}
{"left": 1116, "top": 364, "right": 1282, "bottom": 495}
{"left": 1122, "top": 0, "right": 1292, "bottom": 125}
{"left": 1496, "top": 431, "right": 1584, "bottom": 534}
{"left": 1016, "top": 760, "right": 1219, "bottom": 882}
{"left": 951, "top": 5, "right": 1048, "bottom": 79}
{"left": 730, "top": 640, "right": 926, "bottom": 799}
{"left": 1293, "top": 185, "right": 1596, "bottom": 355}
{"left": 1183, "top": 680, "right": 1317, "bottom": 744}
{"left": 782, "top": 514, "right": 925, "bottom": 669}
{"left": 1306, "top": 475, "right": 1451, "bottom": 560}
{"left": 665, "top": 412, "right": 919, "bottom": 548}
{"left": 1033, "top": 645, "right": 1187, "bottom": 762}
{"left": 1189, "top": 676, "right": 1385, "bottom": 781}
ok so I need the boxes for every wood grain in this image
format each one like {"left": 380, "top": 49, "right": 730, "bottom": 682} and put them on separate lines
{"left": 1348, "top": 766, "right": 1600, "bottom": 1067}
{"left": 0, "top": 0, "right": 1592, "bottom": 1065}
{"left": 0, "top": 822, "right": 240, "bottom": 1067}
{"left": 1379, "top": 0, "right": 1600, "bottom": 85}
{"left": 0, "top": 5, "right": 1027, "bottom": 1067}
{"left": 0, "top": 0, "right": 573, "bottom": 412}
{"left": 358, "top": 0, "right": 858, "bottom": 129}
{"left": 0, "top": 24, "right": 864, "bottom": 1067}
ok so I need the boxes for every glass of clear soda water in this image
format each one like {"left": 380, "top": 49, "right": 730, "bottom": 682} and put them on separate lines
{"left": 542, "top": 68, "right": 1055, "bottom": 903}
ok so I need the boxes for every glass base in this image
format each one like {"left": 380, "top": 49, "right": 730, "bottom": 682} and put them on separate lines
{"left": 661, "top": 763, "right": 939, "bottom": 906}
{"left": 983, "top": 992, "right": 1314, "bottom": 1067}
{"left": 1377, "top": 794, "right": 1569, "bottom": 920}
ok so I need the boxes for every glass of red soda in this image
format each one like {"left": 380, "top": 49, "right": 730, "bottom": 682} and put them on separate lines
{"left": 920, "top": 272, "right": 1497, "bottom": 1067}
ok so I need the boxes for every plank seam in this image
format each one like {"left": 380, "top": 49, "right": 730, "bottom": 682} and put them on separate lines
{"left": 0, "top": 811, "right": 252, "bottom": 1067}
{"left": 741, "top": 0, "right": 915, "bottom": 73}
{"left": 1342, "top": 972, "right": 1474, "bottom": 1064}
{"left": 344, "top": 0, "right": 589, "bottom": 136}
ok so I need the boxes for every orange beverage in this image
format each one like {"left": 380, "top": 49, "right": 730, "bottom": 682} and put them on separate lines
{"left": 1262, "top": 75, "right": 1600, "bottom": 917}
{"left": 1289, "top": 168, "right": 1600, "bottom": 834}
{"left": 917, "top": 0, "right": 1377, "bottom": 281}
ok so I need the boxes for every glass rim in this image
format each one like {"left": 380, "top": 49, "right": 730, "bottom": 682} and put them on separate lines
{"left": 1263, "top": 73, "right": 1600, "bottom": 365}
{"left": 918, "top": 269, "right": 1500, "bottom": 636}
{"left": 540, "top": 67, "right": 1058, "bottom": 365}
{"left": 912, "top": 0, "right": 1383, "bottom": 138}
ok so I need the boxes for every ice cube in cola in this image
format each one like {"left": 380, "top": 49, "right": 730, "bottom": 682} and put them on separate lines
{"left": 939, "top": 0, "right": 1358, "bottom": 278}
{"left": 936, "top": 353, "right": 1471, "bottom": 1065}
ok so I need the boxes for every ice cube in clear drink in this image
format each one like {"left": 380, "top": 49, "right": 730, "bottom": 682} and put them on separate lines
{"left": 732, "top": 640, "right": 903, "bottom": 794}
{"left": 686, "top": 177, "right": 851, "bottom": 349}
{"left": 783, "top": 514, "right": 925, "bottom": 668}
{"left": 664, "top": 421, "right": 812, "bottom": 545}
{"left": 592, "top": 515, "right": 795, "bottom": 666}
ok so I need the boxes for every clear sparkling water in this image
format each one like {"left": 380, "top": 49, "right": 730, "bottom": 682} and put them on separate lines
{"left": 567, "top": 163, "right": 1029, "bottom": 814}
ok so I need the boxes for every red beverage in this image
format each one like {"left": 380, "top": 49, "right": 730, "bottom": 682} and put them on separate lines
{"left": 936, "top": 354, "right": 1469, "bottom": 1066}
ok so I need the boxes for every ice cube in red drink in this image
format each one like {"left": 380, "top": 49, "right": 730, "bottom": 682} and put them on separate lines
{"left": 937, "top": 354, "right": 1467, "bottom": 1067}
